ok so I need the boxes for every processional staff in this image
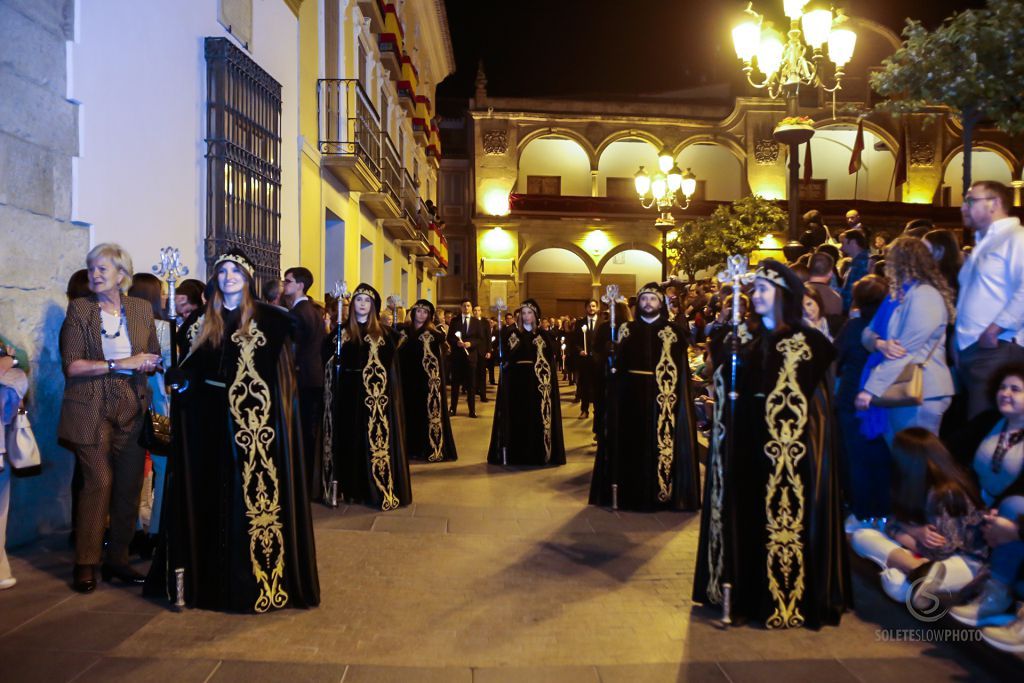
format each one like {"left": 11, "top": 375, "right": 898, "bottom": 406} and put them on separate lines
{"left": 600, "top": 284, "right": 623, "bottom": 510}
{"left": 386, "top": 294, "right": 403, "bottom": 330}
{"left": 715, "top": 254, "right": 755, "bottom": 627}
{"left": 324, "top": 280, "right": 350, "bottom": 508}
{"left": 491, "top": 297, "right": 508, "bottom": 465}
{"left": 151, "top": 247, "right": 189, "bottom": 609}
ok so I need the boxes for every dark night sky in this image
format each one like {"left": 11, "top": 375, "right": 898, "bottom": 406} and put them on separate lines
{"left": 437, "top": 0, "right": 987, "bottom": 103}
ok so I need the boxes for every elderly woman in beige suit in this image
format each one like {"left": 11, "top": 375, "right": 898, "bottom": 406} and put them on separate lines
{"left": 59, "top": 243, "right": 160, "bottom": 593}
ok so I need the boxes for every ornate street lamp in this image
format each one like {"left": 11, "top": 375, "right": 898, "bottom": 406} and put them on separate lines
{"left": 634, "top": 151, "right": 698, "bottom": 280}
{"left": 732, "top": 0, "right": 857, "bottom": 251}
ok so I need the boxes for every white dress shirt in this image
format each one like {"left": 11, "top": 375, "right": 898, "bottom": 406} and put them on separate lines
{"left": 956, "top": 216, "right": 1024, "bottom": 350}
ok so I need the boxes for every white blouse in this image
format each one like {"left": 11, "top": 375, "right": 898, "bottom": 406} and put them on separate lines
{"left": 100, "top": 308, "right": 133, "bottom": 375}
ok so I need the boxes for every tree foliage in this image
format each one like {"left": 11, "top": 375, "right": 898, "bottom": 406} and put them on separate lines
{"left": 667, "top": 195, "right": 786, "bottom": 281}
{"left": 869, "top": 0, "right": 1024, "bottom": 134}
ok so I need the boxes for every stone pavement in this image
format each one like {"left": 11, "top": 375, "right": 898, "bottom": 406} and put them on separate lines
{"left": 2, "top": 381, "right": 1021, "bottom": 682}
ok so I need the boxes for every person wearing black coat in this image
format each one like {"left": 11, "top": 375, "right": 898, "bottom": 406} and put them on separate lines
{"left": 446, "top": 298, "right": 488, "bottom": 417}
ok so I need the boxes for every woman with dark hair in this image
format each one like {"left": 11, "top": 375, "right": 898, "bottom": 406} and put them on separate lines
{"left": 871, "top": 232, "right": 889, "bottom": 258}
{"left": 322, "top": 283, "right": 411, "bottom": 509}
{"left": 694, "top": 259, "right": 850, "bottom": 629}
{"left": 127, "top": 272, "right": 172, "bottom": 557}
{"left": 397, "top": 299, "right": 457, "bottom": 462}
{"left": 66, "top": 269, "right": 91, "bottom": 300}
{"left": 850, "top": 428, "right": 986, "bottom": 611}
{"left": 923, "top": 229, "right": 963, "bottom": 297}
{"left": 856, "top": 237, "right": 956, "bottom": 444}
{"left": 144, "top": 249, "right": 320, "bottom": 613}
{"left": 488, "top": 299, "right": 565, "bottom": 467}
{"left": 835, "top": 275, "right": 892, "bottom": 529}
{"left": 802, "top": 284, "right": 831, "bottom": 341}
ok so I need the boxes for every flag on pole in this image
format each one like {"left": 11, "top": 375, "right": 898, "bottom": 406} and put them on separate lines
{"left": 894, "top": 122, "right": 908, "bottom": 187}
{"left": 803, "top": 140, "right": 813, "bottom": 183}
{"left": 848, "top": 119, "right": 865, "bottom": 174}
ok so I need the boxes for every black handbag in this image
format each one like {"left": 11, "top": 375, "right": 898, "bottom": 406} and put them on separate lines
{"left": 139, "top": 409, "right": 172, "bottom": 456}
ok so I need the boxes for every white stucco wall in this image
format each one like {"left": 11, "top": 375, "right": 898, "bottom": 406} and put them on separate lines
{"left": 675, "top": 144, "right": 743, "bottom": 202}
{"left": 943, "top": 150, "right": 1014, "bottom": 206}
{"left": 72, "top": 0, "right": 299, "bottom": 279}
{"left": 597, "top": 139, "right": 660, "bottom": 196}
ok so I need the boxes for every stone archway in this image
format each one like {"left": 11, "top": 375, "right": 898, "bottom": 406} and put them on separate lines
{"left": 518, "top": 242, "right": 599, "bottom": 318}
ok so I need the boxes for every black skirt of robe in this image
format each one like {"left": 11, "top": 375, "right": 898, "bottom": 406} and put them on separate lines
{"left": 325, "top": 324, "right": 412, "bottom": 509}
{"left": 488, "top": 326, "right": 566, "bottom": 466}
{"left": 692, "top": 324, "right": 852, "bottom": 630}
{"left": 588, "top": 318, "right": 700, "bottom": 512}
{"left": 145, "top": 304, "right": 320, "bottom": 613}
{"left": 397, "top": 325, "right": 457, "bottom": 462}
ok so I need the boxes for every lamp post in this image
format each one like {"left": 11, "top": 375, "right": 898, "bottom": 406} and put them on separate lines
{"left": 732, "top": 0, "right": 857, "bottom": 253}
{"left": 634, "top": 150, "right": 698, "bottom": 280}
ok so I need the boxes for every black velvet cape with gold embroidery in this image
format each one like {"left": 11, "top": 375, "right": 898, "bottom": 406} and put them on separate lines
{"left": 589, "top": 317, "right": 700, "bottom": 511}
{"left": 487, "top": 325, "right": 566, "bottom": 466}
{"left": 145, "top": 304, "right": 320, "bottom": 613}
{"left": 692, "top": 324, "right": 851, "bottom": 630}
{"left": 323, "top": 323, "right": 412, "bottom": 509}
{"left": 397, "top": 324, "right": 457, "bottom": 462}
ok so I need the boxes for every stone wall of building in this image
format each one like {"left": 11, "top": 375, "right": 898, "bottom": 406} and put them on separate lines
{"left": 0, "top": 0, "right": 87, "bottom": 546}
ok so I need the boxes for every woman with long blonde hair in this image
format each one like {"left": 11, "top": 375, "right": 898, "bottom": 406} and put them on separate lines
{"left": 145, "top": 249, "right": 320, "bottom": 613}
{"left": 323, "top": 283, "right": 412, "bottom": 510}
{"left": 856, "top": 236, "right": 956, "bottom": 445}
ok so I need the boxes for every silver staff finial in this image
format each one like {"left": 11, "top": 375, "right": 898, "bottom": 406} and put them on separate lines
{"left": 152, "top": 247, "right": 190, "bottom": 320}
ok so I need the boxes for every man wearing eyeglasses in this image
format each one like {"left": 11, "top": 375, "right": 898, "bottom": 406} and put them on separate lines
{"left": 956, "top": 180, "right": 1024, "bottom": 418}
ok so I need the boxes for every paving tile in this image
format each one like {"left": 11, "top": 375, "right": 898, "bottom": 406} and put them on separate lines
{"left": 596, "top": 663, "right": 729, "bottom": 683}
{"left": 209, "top": 659, "right": 347, "bottom": 682}
{"left": 75, "top": 656, "right": 221, "bottom": 682}
{"left": 836, "top": 657, "right": 1001, "bottom": 683}
{"left": 0, "top": 585, "right": 72, "bottom": 634}
{"left": 0, "top": 647, "right": 100, "bottom": 683}
{"left": 2, "top": 600, "right": 155, "bottom": 652}
{"left": 473, "top": 665, "right": 600, "bottom": 683}
{"left": 318, "top": 513, "right": 378, "bottom": 532}
{"left": 413, "top": 503, "right": 485, "bottom": 520}
{"left": 370, "top": 516, "right": 448, "bottom": 534}
{"left": 719, "top": 659, "right": 860, "bottom": 683}
{"left": 344, "top": 665, "right": 471, "bottom": 682}
{"left": 448, "top": 517, "right": 517, "bottom": 535}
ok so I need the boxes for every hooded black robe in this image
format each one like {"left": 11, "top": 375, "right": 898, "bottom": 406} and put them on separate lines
{"left": 589, "top": 316, "right": 700, "bottom": 511}
{"left": 397, "top": 324, "right": 458, "bottom": 462}
{"left": 145, "top": 303, "right": 320, "bottom": 613}
{"left": 322, "top": 323, "right": 412, "bottom": 509}
{"left": 487, "top": 325, "right": 566, "bottom": 466}
{"left": 692, "top": 323, "right": 852, "bottom": 629}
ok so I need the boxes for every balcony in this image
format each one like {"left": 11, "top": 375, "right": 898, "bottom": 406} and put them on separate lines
{"left": 412, "top": 117, "right": 429, "bottom": 146}
{"left": 384, "top": 170, "right": 423, "bottom": 242}
{"left": 356, "top": 0, "right": 386, "bottom": 33}
{"left": 378, "top": 34, "right": 402, "bottom": 80}
{"left": 397, "top": 81, "right": 416, "bottom": 116}
{"left": 363, "top": 133, "right": 403, "bottom": 219}
{"left": 317, "top": 79, "right": 382, "bottom": 193}
{"left": 417, "top": 224, "right": 447, "bottom": 275}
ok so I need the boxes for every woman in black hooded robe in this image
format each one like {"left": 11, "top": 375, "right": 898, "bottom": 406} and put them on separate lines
{"left": 321, "top": 283, "right": 411, "bottom": 510}
{"left": 397, "top": 299, "right": 457, "bottom": 462}
{"left": 692, "top": 259, "right": 851, "bottom": 630}
{"left": 145, "top": 249, "right": 320, "bottom": 613}
{"left": 488, "top": 299, "right": 566, "bottom": 467}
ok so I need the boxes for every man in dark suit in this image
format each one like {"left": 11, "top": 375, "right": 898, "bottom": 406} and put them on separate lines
{"left": 574, "top": 299, "right": 601, "bottom": 419}
{"left": 473, "top": 305, "right": 491, "bottom": 403}
{"left": 447, "top": 298, "right": 486, "bottom": 417}
{"left": 284, "top": 266, "right": 326, "bottom": 497}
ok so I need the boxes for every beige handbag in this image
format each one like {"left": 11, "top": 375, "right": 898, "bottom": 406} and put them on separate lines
{"left": 873, "top": 335, "right": 943, "bottom": 408}
{"left": 6, "top": 407, "right": 41, "bottom": 470}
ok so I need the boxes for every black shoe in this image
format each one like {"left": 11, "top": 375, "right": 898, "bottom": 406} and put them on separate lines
{"left": 468, "top": 411, "right": 478, "bottom": 418}
{"left": 579, "top": 411, "right": 589, "bottom": 419}
{"left": 449, "top": 406, "right": 457, "bottom": 416}
{"left": 480, "top": 397, "right": 489, "bottom": 403}
{"left": 101, "top": 563, "right": 146, "bottom": 585}
{"left": 72, "top": 564, "right": 96, "bottom": 593}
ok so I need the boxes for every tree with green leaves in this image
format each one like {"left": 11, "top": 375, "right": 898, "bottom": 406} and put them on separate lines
{"left": 667, "top": 195, "right": 786, "bottom": 280}
{"left": 869, "top": 0, "right": 1024, "bottom": 194}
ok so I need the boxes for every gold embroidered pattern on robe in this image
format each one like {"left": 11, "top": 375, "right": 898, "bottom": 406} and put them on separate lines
{"left": 321, "top": 354, "right": 335, "bottom": 501}
{"left": 508, "top": 331, "right": 519, "bottom": 350}
{"left": 228, "top": 321, "right": 288, "bottom": 613}
{"left": 655, "top": 326, "right": 679, "bottom": 502}
{"left": 420, "top": 333, "right": 445, "bottom": 461}
{"left": 705, "top": 364, "right": 727, "bottom": 604}
{"left": 617, "top": 324, "right": 630, "bottom": 342}
{"left": 364, "top": 335, "right": 399, "bottom": 510}
{"left": 532, "top": 335, "right": 553, "bottom": 463}
{"left": 764, "top": 333, "right": 811, "bottom": 629}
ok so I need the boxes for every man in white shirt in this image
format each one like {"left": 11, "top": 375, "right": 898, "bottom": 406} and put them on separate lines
{"left": 956, "top": 181, "right": 1024, "bottom": 418}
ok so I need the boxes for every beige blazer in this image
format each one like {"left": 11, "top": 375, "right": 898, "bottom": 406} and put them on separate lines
{"left": 58, "top": 295, "right": 159, "bottom": 446}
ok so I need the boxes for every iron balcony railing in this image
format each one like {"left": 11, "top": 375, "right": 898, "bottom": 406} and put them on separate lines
{"left": 317, "top": 79, "right": 381, "bottom": 176}
{"left": 381, "top": 132, "right": 402, "bottom": 207}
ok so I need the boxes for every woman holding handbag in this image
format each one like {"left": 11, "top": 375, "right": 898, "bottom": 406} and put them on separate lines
{"left": 59, "top": 244, "right": 161, "bottom": 593}
{"left": 1, "top": 342, "right": 31, "bottom": 590}
{"left": 855, "top": 237, "right": 956, "bottom": 445}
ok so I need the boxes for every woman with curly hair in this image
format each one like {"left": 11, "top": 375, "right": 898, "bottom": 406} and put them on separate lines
{"left": 855, "top": 237, "right": 957, "bottom": 445}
